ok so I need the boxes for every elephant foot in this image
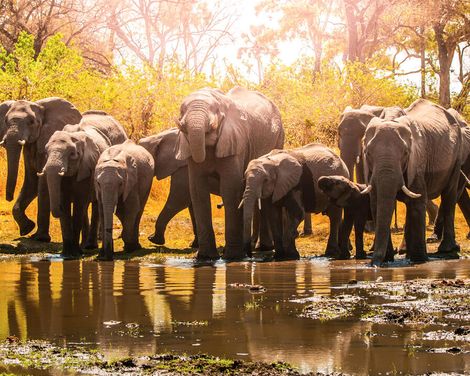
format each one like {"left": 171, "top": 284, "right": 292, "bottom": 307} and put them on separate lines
{"left": 337, "top": 251, "right": 351, "bottom": 260}
{"left": 196, "top": 250, "right": 220, "bottom": 261}
{"left": 408, "top": 250, "right": 429, "bottom": 263}
{"left": 243, "top": 243, "right": 253, "bottom": 258}
{"left": 428, "top": 250, "right": 460, "bottom": 260}
{"left": 370, "top": 259, "right": 385, "bottom": 267}
{"left": 355, "top": 251, "right": 367, "bottom": 260}
{"left": 255, "top": 244, "right": 274, "bottom": 253}
{"left": 323, "top": 246, "right": 340, "bottom": 259}
{"left": 300, "top": 230, "right": 312, "bottom": 237}
{"left": 437, "top": 242, "right": 460, "bottom": 254}
{"left": 31, "top": 232, "right": 51, "bottom": 243}
{"left": 222, "top": 247, "right": 245, "bottom": 261}
{"left": 189, "top": 238, "right": 199, "bottom": 248}
{"left": 426, "top": 233, "right": 441, "bottom": 244}
{"left": 124, "top": 242, "right": 142, "bottom": 253}
{"left": 62, "top": 246, "right": 83, "bottom": 260}
{"left": 148, "top": 233, "right": 165, "bottom": 245}
{"left": 96, "top": 251, "right": 113, "bottom": 261}
{"left": 274, "top": 251, "right": 300, "bottom": 261}
{"left": 83, "top": 241, "right": 98, "bottom": 250}
{"left": 19, "top": 219, "right": 35, "bottom": 236}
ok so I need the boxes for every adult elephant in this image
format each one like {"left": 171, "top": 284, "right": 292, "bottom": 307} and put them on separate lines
{"left": 241, "top": 144, "right": 349, "bottom": 260}
{"left": 0, "top": 98, "right": 82, "bottom": 241}
{"left": 362, "top": 99, "right": 463, "bottom": 266}
{"left": 175, "top": 87, "right": 284, "bottom": 260}
{"left": 39, "top": 111, "right": 128, "bottom": 257}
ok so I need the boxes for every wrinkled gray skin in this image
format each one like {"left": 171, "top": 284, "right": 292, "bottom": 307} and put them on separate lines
{"left": 95, "top": 140, "right": 154, "bottom": 260}
{"left": 139, "top": 128, "right": 219, "bottom": 248}
{"left": 0, "top": 98, "right": 82, "bottom": 241}
{"left": 318, "top": 175, "right": 371, "bottom": 259}
{"left": 175, "top": 87, "right": 284, "bottom": 260}
{"left": 430, "top": 108, "right": 470, "bottom": 243}
{"left": 41, "top": 111, "right": 128, "bottom": 258}
{"left": 363, "top": 99, "right": 463, "bottom": 266}
{"left": 242, "top": 144, "right": 349, "bottom": 260}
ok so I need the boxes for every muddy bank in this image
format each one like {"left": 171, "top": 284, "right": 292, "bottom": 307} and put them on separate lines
{"left": 0, "top": 340, "right": 340, "bottom": 376}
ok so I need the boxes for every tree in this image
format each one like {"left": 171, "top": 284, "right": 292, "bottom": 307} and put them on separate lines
{"left": 107, "top": 0, "right": 237, "bottom": 76}
{"left": 0, "top": 0, "right": 112, "bottom": 71}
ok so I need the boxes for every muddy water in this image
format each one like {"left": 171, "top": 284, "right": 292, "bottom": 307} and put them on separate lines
{"left": 0, "top": 257, "right": 469, "bottom": 375}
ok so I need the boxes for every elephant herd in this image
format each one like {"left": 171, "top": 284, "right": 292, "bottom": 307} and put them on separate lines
{"left": 0, "top": 88, "right": 469, "bottom": 266}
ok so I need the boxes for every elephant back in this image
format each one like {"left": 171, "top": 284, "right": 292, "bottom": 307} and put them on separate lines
{"left": 78, "top": 112, "right": 128, "bottom": 145}
{"left": 294, "top": 143, "right": 349, "bottom": 213}
{"left": 227, "top": 86, "right": 284, "bottom": 162}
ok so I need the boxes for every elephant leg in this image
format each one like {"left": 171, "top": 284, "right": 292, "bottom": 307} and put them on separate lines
{"left": 121, "top": 209, "right": 141, "bottom": 253}
{"left": 60, "top": 190, "right": 75, "bottom": 258}
{"left": 81, "top": 210, "right": 90, "bottom": 247}
{"left": 426, "top": 200, "right": 438, "bottom": 226}
{"left": 257, "top": 207, "right": 274, "bottom": 253}
{"left": 302, "top": 213, "right": 313, "bottom": 236}
{"left": 188, "top": 205, "right": 199, "bottom": 248}
{"left": 457, "top": 189, "right": 470, "bottom": 239}
{"left": 70, "top": 197, "right": 87, "bottom": 258}
{"left": 405, "top": 198, "right": 428, "bottom": 262}
{"left": 428, "top": 205, "right": 444, "bottom": 243}
{"left": 267, "top": 204, "right": 286, "bottom": 259}
{"left": 436, "top": 184, "right": 460, "bottom": 257}
{"left": 84, "top": 201, "right": 99, "bottom": 249}
{"left": 32, "top": 176, "right": 51, "bottom": 242}
{"left": 279, "top": 192, "right": 302, "bottom": 260}
{"left": 354, "top": 214, "right": 367, "bottom": 259}
{"left": 13, "top": 169, "right": 38, "bottom": 236}
{"left": 150, "top": 178, "right": 190, "bottom": 246}
{"left": 96, "top": 199, "right": 107, "bottom": 259}
{"left": 324, "top": 205, "right": 342, "bottom": 258}
{"left": 189, "top": 169, "right": 218, "bottom": 260}
{"left": 220, "top": 179, "right": 244, "bottom": 260}
{"left": 339, "top": 209, "right": 354, "bottom": 259}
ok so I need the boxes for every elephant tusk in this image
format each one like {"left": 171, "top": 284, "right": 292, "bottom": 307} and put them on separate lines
{"left": 258, "top": 198, "right": 262, "bottom": 210}
{"left": 0, "top": 140, "right": 4, "bottom": 146}
{"left": 460, "top": 170, "right": 470, "bottom": 188}
{"left": 58, "top": 167, "right": 65, "bottom": 177}
{"left": 238, "top": 199, "right": 244, "bottom": 209}
{"left": 401, "top": 185, "right": 421, "bottom": 198}
{"left": 36, "top": 170, "right": 44, "bottom": 177}
{"left": 356, "top": 155, "right": 360, "bottom": 164}
{"left": 18, "top": 139, "right": 26, "bottom": 146}
{"left": 360, "top": 185, "right": 372, "bottom": 195}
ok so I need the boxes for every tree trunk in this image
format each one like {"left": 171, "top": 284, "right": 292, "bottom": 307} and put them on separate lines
{"left": 434, "top": 24, "right": 455, "bottom": 108}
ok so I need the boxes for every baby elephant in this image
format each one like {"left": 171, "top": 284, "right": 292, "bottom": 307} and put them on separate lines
{"left": 94, "top": 140, "right": 154, "bottom": 260}
{"left": 318, "top": 175, "right": 371, "bottom": 259}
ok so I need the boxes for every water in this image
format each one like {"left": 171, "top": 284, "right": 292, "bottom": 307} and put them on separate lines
{"left": 0, "top": 256, "right": 469, "bottom": 374}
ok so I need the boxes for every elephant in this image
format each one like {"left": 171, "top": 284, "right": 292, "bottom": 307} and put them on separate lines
{"left": 174, "top": 86, "right": 284, "bottom": 260}
{"left": 362, "top": 99, "right": 464, "bottom": 266}
{"left": 94, "top": 140, "right": 154, "bottom": 260}
{"left": 318, "top": 175, "right": 371, "bottom": 259}
{"left": 39, "top": 111, "right": 128, "bottom": 258}
{"left": 0, "top": 97, "right": 82, "bottom": 241}
{"left": 429, "top": 108, "right": 470, "bottom": 243}
{"left": 241, "top": 144, "right": 350, "bottom": 260}
{"left": 138, "top": 128, "right": 219, "bottom": 248}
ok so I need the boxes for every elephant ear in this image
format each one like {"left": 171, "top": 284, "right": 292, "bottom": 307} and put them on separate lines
{"left": 215, "top": 100, "right": 244, "bottom": 159}
{"left": 76, "top": 133, "right": 102, "bottom": 182}
{"left": 403, "top": 119, "right": 424, "bottom": 187}
{"left": 35, "top": 97, "right": 82, "bottom": 152}
{"left": 0, "top": 101, "right": 14, "bottom": 138}
{"left": 272, "top": 155, "right": 303, "bottom": 203}
{"left": 175, "top": 131, "right": 192, "bottom": 161}
{"left": 336, "top": 183, "right": 354, "bottom": 207}
{"left": 123, "top": 155, "right": 138, "bottom": 202}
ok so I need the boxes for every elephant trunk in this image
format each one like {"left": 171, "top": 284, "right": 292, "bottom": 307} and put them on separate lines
{"left": 242, "top": 177, "right": 263, "bottom": 253}
{"left": 339, "top": 137, "right": 361, "bottom": 182}
{"left": 102, "top": 186, "right": 118, "bottom": 259}
{"left": 44, "top": 155, "right": 67, "bottom": 218}
{"left": 186, "top": 112, "right": 207, "bottom": 163}
{"left": 5, "top": 143, "right": 22, "bottom": 202}
{"left": 371, "top": 166, "right": 402, "bottom": 265}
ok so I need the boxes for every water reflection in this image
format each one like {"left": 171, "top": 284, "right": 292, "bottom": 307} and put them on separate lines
{"left": 0, "top": 258, "right": 468, "bottom": 374}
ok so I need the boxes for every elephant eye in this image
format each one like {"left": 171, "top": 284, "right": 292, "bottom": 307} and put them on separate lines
{"left": 70, "top": 150, "right": 79, "bottom": 159}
